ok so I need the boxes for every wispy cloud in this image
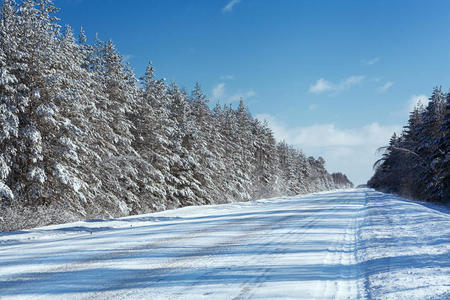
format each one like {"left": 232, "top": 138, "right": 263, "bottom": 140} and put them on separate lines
{"left": 342, "top": 75, "right": 365, "bottom": 87}
{"left": 212, "top": 82, "right": 255, "bottom": 103}
{"left": 378, "top": 81, "right": 394, "bottom": 93}
{"left": 123, "top": 54, "right": 133, "bottom": 62}
{"left": 212, "top": 83, "right": 226, "bottom": 99}
{"left": 361, "top": 57, "right": 380, "bottom": 66}
{"left": 255, "top": 113, "right": 401, "bottom": 184}
{"left": 309, "top": 78, "right": 333, "bottom": 94}
{"left": 227, "top": 90, "right": 256, "bottom": 102}
{"left": 309, "top": 75, "right": 365, "bottom": 94}
{"left": 220, "top": 74, "right": 235, "bottom": 80}
{"left": 389, "top": 94, "right": 430, "bottom": 120}
{"left": 223, "top": 0, "right": 241, "bottom": 12}
{"left": 408, "top": 94, "right": 429, "bottom": 112}
{"left": 308, "top": 104, "right": 318, "bottom": 111}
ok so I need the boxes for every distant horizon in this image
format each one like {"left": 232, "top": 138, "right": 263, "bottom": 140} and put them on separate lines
{"left": 54, "top": 0, "right": 450, "bottom": 185}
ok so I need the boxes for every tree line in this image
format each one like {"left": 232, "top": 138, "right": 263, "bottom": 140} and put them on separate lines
{"left": 0, "top": 0, "right": 352, "bottom": 231}
{"left": 369, "top": 87, "right": 449, "bottom": 203}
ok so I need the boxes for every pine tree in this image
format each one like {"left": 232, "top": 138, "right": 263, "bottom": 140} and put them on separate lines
{"left": 369, "top": 88, "right": 448, "bottom": 203}
{"left": 429, "top": 92, "right": 449, "bottom": 201}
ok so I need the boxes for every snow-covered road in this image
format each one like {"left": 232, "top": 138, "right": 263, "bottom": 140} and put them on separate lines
{"left": 0, "top": 189, "right": 449, "bottom": 299}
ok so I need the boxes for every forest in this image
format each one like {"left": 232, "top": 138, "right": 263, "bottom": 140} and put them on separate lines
{"left": 0, "top": 0, "right": 352, "bottom": 231}
{"left": 369, "top": 87, "right": 449, "bottom": 203}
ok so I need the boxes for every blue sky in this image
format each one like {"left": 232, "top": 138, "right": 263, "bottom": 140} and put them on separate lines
{"left": 55, "top": 0, "right": 450, "bottom": 185}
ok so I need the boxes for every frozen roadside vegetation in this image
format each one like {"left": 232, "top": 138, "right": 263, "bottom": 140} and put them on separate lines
{"left": 0, "top": 188, "right": 448, "bottom": 299}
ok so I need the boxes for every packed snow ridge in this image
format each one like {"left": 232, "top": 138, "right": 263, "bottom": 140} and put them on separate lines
{"left": 0, "top": 188, "right": 449, "bottom": 299}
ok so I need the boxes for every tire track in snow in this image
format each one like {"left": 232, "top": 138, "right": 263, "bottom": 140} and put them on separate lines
{"left": 82, "top": 197, "right": 338, "bottom": 299}
{"left": 88, "top": 205, "right": 309, "bottom": 299}
{"left": 0, "top": 212, "right": 280, "bottom": 292}
{"left": 175, "top": 193, "right": 366, "bottom": 300}
{"left": 317, "top": 191, "right": 367, "bottom": 300}
{"left": 227, "top": 196, "right": 361, "bottom": 300}
{"left": 230, "top": 215, "right": 325, "bottom": 300}
{"left": 167, "top": 196, "right": 350, "bottom": 300}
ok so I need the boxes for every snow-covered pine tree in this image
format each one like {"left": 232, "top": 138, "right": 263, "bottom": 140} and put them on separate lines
{"left": 86, "top": 37, "right": 145, "bottom": 215}
{"left": 250, "top": 118, "right": 278, "bottom": 198}
{"left": 428, "top": 91, "right": 449, "bottom": 201}
{"left": 126, "top": 61, "right": 173, "bottom": 212}
{"left": 331, "top": 173, "right": 353, "bottom": 189}
{"left": 276, "top": 141, "right": 293, "bottom": 194}
{"left": 0, "top": 0, "right": 62, "bottom": 206}
{"left": 369, "top": 88, "right": 448, "bottom": 203}
{"left": 233, "top": 99, "right": 255, "bottom": 200}
{"left": 188, "top": 82, "right": 217, "bottom": 204}
{"left": 0, "top": 0, "right": 19, "bottom": 205}
{"left": 209, "top": 102, "right": 231, "bottom": 202}
{"left": 415, "top": 87, "right": 446, "bottom": 199}
{"left": 166, "top": 82, "right": 205, "bottom": 207}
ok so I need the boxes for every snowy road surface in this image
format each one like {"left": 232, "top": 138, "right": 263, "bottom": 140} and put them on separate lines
{"left": 0, "top": 188, "right": 449, "bottom": 299}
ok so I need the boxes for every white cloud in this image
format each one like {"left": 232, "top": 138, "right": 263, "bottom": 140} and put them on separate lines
{"left": 255, "top": 113, "right": 401, "bottom": 185}
{"left": 223, "top": 0, "right": 241, "bottom": 12}
{"left": 227, "top": 90, "right": 256, "bottom": 102}
{"left": 361, "top": 57, "right": 380, "bottom": 65}
{"left": 309, "top": 78, "right": 333, "bottom": 93}
{"left": 308, "top": 104, "right": 318, "bottom": 111}
{"left": 390, "top": 94, "right": 430, "bottom": 120}
{"left": 408, "top": 94, "right": 429, "bottom": 112}
{"left": 123, "top": 54, "right": 133, "bottom": 62}
{"left": 341, "top": 75, "right": 365, "bottom": 88}
{"left": 378, "top": 81, "right": 394, "bottom": 93}
{"left": 212, "top": 83, "right": 226, "bottom": 99}
{"left": 220, "top": 74, "right": 235, "bottom": 80}
{"left": 255, "top": 114, "right": 398, "bottom": 150}
{"left": 212, "top": 82, "right": 255, "bottom": 103}
{"left": 309, "top": 75, "right": 365, "bottom": 94}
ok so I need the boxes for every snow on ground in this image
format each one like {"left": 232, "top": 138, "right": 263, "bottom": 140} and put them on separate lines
{"left": 0, "top": 188, "right": 449, "bottom": 299}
